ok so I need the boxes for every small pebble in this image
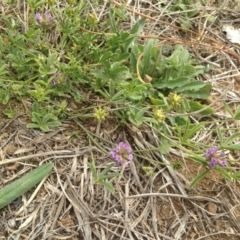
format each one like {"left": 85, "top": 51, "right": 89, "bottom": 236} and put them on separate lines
{"left": 206, "top": 202, "right": 217, "bottom": 214}
{"left": 8, "top": 219, "right": 16, "bottom": 228}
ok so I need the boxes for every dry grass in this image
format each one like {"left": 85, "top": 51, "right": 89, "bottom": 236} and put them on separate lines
{"left": 1, "top": 0, "right": 240, "bottom": 239}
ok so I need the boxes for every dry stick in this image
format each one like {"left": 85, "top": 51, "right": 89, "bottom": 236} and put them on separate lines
{"left": 0, "top": 130, "right": 18, "bottom": 150}
{"left": 15, "top": 175, "right": 50, "bottom": 216}
{"left": 151, "top": 197, "right": 160, "bottom": 240}
{"left": 48, "top": 184, "right": 67, "bottom": 240}
{"left": 0, "top": 147, "right": 98, "bottom": 166}
{"left": 130, "top": 161, "right": 145, "bottom": 192}
{"left": 125, "top": 192, "right": 221, "bottom": 203}
{"left": 17, "top": 204, "right": 42, "bottom": 231}
{"left": 124, "top": 182, "right": 135, "bottom": 239}
{"left": 0, "top": 150, "right": 73, "bottom": 166}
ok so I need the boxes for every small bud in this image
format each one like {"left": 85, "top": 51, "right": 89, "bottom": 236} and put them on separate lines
{"left": 168, "top": 92, "right": 183, "bottom": 109}
{"left": 153, "top": 108, "right": 166, "bottom": 123}
{"left": 94, "top": 107, "right": 108, "bottom": 122}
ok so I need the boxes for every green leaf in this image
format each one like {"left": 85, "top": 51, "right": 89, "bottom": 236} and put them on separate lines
{"left": 234, "top": 106, "right": 240, "bottom": 120}
{"left": 136, "top": 106, "right": 149, "bottom": 118}
{"left": 149, "top": 97, "right": 161, "bottom": 105}
{"left": 217, "top": 127, "right": 223, "bottom": 146}
{"left": 46, "top": 121, "right": 62, "bottom": 128}
{"left": 87, "top": 162, "right": 97, "bottom": 179}
{"left": 159, "top": 136, "right": 170, "bottom": 154}
{"left": 39, "top": 124, "right": 50, "bottom": 132}
{"left": 189, "top": 155, "right": 207, "bottom": 165}
{"left": 130, "top": 18, "right": 146, "bottom": 35}
{"left": 0, "top": 163, "right": 53, "bottom": 209}
{"left": 153, "top": 77, "right": 189, "bottom": 89}
{"left": 42, "top": 113, "right": 52, "bottom": 124}
{"left": 26, "top": 123, "right": 41, "bottom": 129}
{"left": 230, "top": 170, "right": 240, "bottom": 180}
{"left": 183, "top": 84, "right": 211, "bottom": 99}
{"left": 110, "top": 66, "right": 129, "bottom": 76}
{"left": 179, "top": 17, "right": 192, "bottom": 29}
{"left": 217, "top": 168, "right": 232, "bottom": 180}
{"left": 175, "top": 116, "right": 188, "bottom": 126}
{"left": 222, "top": 144, "right": 240, "bottom": 151}
{"left": 109, "top": 8, "right": 117, "bottom": 32}
{"left": 182, "top": 122, "right": 204, "bottom": 142}
{"left": 141, "top": 39, "right": 158, "bottom": 76}
{"left": 100, "top": 181, "right": 115, "bottom": 194}
{"left": 142, "top": 117, "right": 159, "bottom": 124}
{"left": 98, "top": 173, "right": 121, "bottom": 181}
{"left": 3, "top": 109, "right": 17, "bottom": 119}
{"left": 188, "top": 101, "right": 214, "bottom": 115}
{"left": 0, "top": 64, "right": 8, "bottom": 76}
{"left": 222, "top": 101, "right": 234, "bottom": 117}
{"left": 129, "top": 92, "right": 144, "bottom": 101}
{"left": 99, "top": 163, "right": 115, "bottom": 178}
{"left": 90, "top": 70, "right": 108, "bottom": 79}
{"left": 32, "top": 102, "right": 39, "bottom": 113}
{"left": 100, "top": 51, "right": 113, "bottom": 62}
{"left": 224, "top": 133, "right": 240, "bottom": 145}
{"left": 190, "top": 169, "right": 210, "bottom": 188}
{"left": 47, "top": 53, "right": 58, "bottom": 65}
{"left": 110, "top": 89, "right": 125, "bottom": 102}
{"left": 39, "top": 67, "right": 58, "bottom": 76}
{"left": 177, "top": 81, "right": 206, "bottom": 92}
{"left": 130, "top": 44, "right": 140, "bottom": 73}
{"left": 31, "top": 112, "right": 42, "bottom": 124}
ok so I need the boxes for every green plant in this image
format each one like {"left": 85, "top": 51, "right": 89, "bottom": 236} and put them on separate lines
{"left": 1, "top": 0, "right": 240, "bottom": 194}
{"left": 142, "top": 44, "right": 210, "bottom": 98}
{"left": 27, "top": 102, "right": 62, "bottom": 132}
{"left": 29, "top": 83, "right": 51, "bottom": 102}
{"left": 87, "top": 162, "right": 120, "bottom": 194}
{"left": 169, "top": 0, "right": 206, "bottom": 29}
{"left": 0, "top": 163, "right": 53, "bottom": 209}
{"left": 223, "top": 101, "right": 240, "bottom": 121}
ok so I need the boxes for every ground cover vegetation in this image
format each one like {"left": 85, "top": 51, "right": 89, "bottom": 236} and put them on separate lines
{"left": 1, "top": 0, "right": 240, "bottom": 239}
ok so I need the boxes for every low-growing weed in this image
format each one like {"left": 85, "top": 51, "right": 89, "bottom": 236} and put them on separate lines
{"left": 0, "top": 1, "right": 240, "bottom": 195}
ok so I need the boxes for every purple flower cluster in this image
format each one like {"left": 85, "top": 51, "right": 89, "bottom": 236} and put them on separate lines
{"left": 35, "top": 12, "right": 54, "bottom": 26}
{"left": 50, "top": 72, "right": 67, "bottom": 86}
{"left": 110, "top": 142, "right": 133, "bottom": 167}
{"left": 35, "top": 13, "right": 42, "bottom": 23}
{"left": 205, "top": 146, "right": 227, "bottom": 168}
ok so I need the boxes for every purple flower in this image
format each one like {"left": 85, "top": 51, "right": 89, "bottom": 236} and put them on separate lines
{"left": 220, "top": 160, "right": 227, "bottom": 167}
{"left": 110, "top": 142, "right": 133, "bottom": 166}
{"left": 44, "top": 12, "right": 53, "bottom": 21}
{"left": 221, "top": 151, "right": 227, "bottom": 162}
{"left": 50, "top": 72, "right": 66, "bottom": 86}
{"left": 209, "top": 157, "right": 217, "bottom": 168}
{"left": 205, "top": 146, "right": 218, "bottom": 158}
{"left": 205, "top": 146, "right": 227, "bottom": 168}
{"left": 35, "top": 13, "right": 42, "bottom": 23}
{"left": 50, "top": 80, "right": 56, "bottom": 86}
{"left": 35, "top": 12, "right": 54, "bottom": 26}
